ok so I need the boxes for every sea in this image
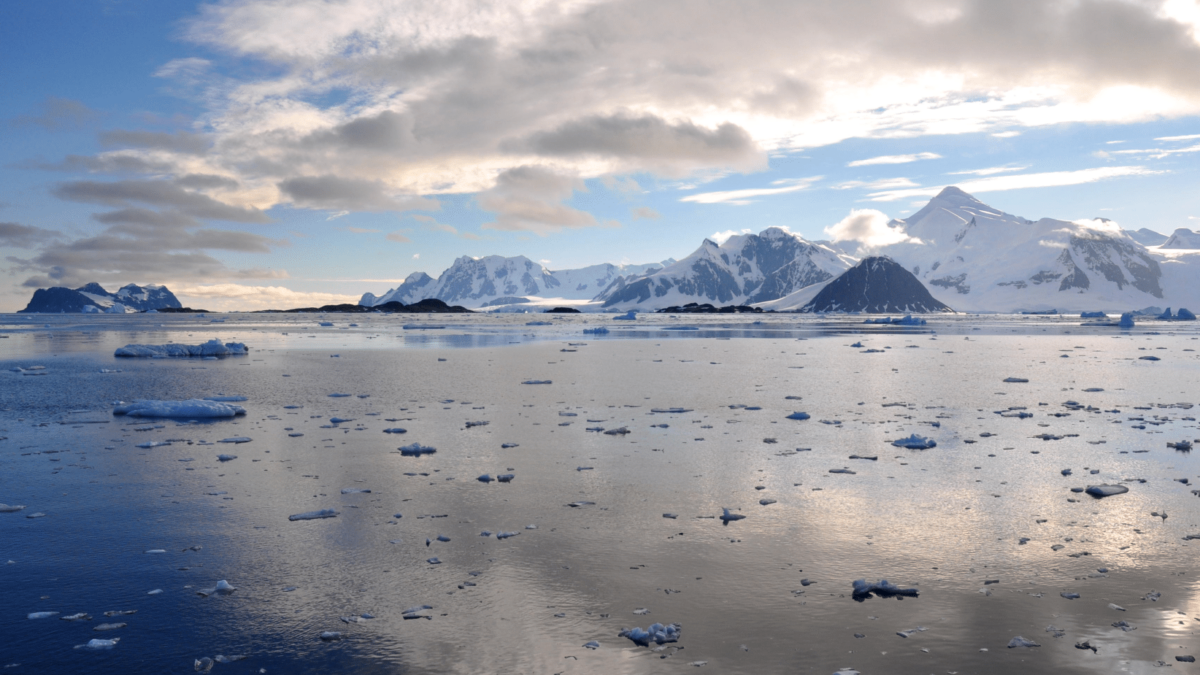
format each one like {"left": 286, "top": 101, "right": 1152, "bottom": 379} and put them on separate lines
{"left": 1, "top": 311, "right": 1198, "bottom": 674}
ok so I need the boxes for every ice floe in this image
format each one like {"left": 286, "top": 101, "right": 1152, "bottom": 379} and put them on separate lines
{"left": 113, "top": 399, "right": 246, "bottom": 418}
{"left": 114, "top": 339, "right": 248, "bottom": 358}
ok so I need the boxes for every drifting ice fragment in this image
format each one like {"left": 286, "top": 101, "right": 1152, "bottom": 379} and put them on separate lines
{"left": 522, "top": 380, "right": 552, "bottom": 385}
{"left": 604, "top": 427, "right": 630, "bottom": 435}
{"left": 289, "top": 509, "right": 338, "bottom": 521}
{"left": 114, "top": 340, "right": 248, "bottom": 358}
{"left": 197, "top": 580, "right": 236, "bottom": 597}
{"left": 340, "top": 488, "right": 371, "bottom": 494}
{"left": 319, "top": 632, "right": 342, "bottom": 641}
{"left": 78, "top": 638, "right": 120, "bottom": 649}
{"left": 0, "top": 504, "right": 26, "bottom": 513}
{"left": 398, "top": 443, "right": 437, "bottom": 456}
{"left": 619, "top": 622, "right": 680, "bottom": 646}
{"left": 583, "top": 641, "right": 600, "bottom": 649}
{"left": 216, "top": 455, "right": 237, "bottom": 462}
{"left": 1007, "top": 636, "right": 1041, "bottom": 648}
{"left": 720, "top": 508, "right": 745, "bottom": 523}
{"left": 113, "top": 399, "right": 245, "bottom": 418}
{"left": 851, "top": 579, "right": 918, "bottom": 600}
{"left": 1003, "top": 377, "right": 1029, "bottom": 383}
{"left": 497, "top": 474, "right": 514, "bottom": 483}
{"left": 28, "top": 612, "right": 59, "bottom": 619}
{"left": 785, "top": 412, "right": 811, "bottom": 421}
{"left": 1085, "top": 485, "right": 1128, "bottom": 498}
{"left": 891, "top": 434, "right": 936, "bottom": 449}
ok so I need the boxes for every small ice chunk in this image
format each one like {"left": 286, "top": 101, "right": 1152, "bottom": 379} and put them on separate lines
{"left": 216, "top": 455, "right": 237, "bottom": 462}
{"left": 583, "top": 640, "right": 600, "bottom": 649}
{"left": 218, "top": 437, "right": 251, "bottom": 444}
{"left": 28, "top": 611, "right": 59, "bottom": 619}
{"left": 1007, "top": 636, "right": 1040, "bottom": 648}
{"left": 145, "top": 549, "right": 167, "bottom": 554}
{"left": 341, "top": 488, "right": 371, "bottom": 494}
{"left": 113, "top": 399, "right": 245, "bottom": 418}
{"left": 114, "top": 340, "right": 247, "bottom": 358}
{"left": 93, "top": 623, "right": 126, "bottom": 631}
{"left": 0, "top": 504, "right": 27, "bottom": 513}
{"left": 720, "top": 508, "right": 745, "bottom": 523}
{"left": 477, "top": 474, "right": 493, "bottom": 483}
{"left": 319, "top": 631, "right": 342, "bottom": 641}
{"left": 496, "top": 474, "right": 514, "bottom": 483}
{"left": 197, "top": 580, "right": 236, "bottom": 597}
{"left": 398, "top": 443, "right": 437, "bottom": 456}
{"left": 383, "top": 428, "right": 407, "bottom": 434}
{"left": 496, "top": 531, "right": 519, "bottom": 539}
{"left": 785, "top": 412, "right": 811, "bottom": 420}
{"left": 1003, "top": 377, "right": 1029, "bottom": 383}
{"left": 1085, "top": 484, "right": 1128, "bottom": 498}
{"left": 522, "top": 380, "right": 552, "bottom": 385}
{"left": 851, "top": 579, "right": 918, "bottom": 600}
{"left": 78, "top": 638, "right": 120, "bottom": 649}
{"left": 204, "top": 396, "right": 247, "bottom": 402}
{"left": 891, "top": 434, "right": 936, "bottom": 449}
{"left": 289, "top": 509, "right": 338, "bottom": 521}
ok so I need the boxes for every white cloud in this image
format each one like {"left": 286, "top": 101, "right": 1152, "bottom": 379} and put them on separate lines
{"left": 1155, "top": 133, "right": 1200, "bottom": 142}
{"left": 947, "top": 165, "right": 1028, "bottom": 176}
{"left": 867, "top": 166, "right": 1163, "bottom": 201}
{"left": 833, "top": 177, "right": 917, "bottom": 190}
{"left": 823, "top": 209, "right": 916, "bottom": 248}
{"left": 1072, "top": 218, "right": 1123, "bottom": 235}
{"left": 412, "top": 253, "right": 419, "bottom": 259}
{"left": 681, "top": 176, "right": 820, "bottom": 205}
{"left": 173, "top": 283, "right": 358, "bottom": 311}
{"left": 1108, "top": 143, "right": 1200, "bottom": 159}
{"left": 991, "top": 131, "right": 1021, "bottom": 138}
{"left": 846, "top": 152, "right": 941, "bottom": 167}
{"left": 710, "top": 228, "right": 752, "bottom": 244}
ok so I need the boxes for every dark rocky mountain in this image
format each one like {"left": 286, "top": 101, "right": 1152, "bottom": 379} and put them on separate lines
{"left": 797, "top": 257, "right": 953, "bottom": 313}
{"left": 19, "top": 282, "right": 182, "bottom": 313}
{"left": 265, "top": 299, "right": 471, "bottom": 313}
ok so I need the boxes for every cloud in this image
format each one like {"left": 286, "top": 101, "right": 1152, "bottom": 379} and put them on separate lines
{"left": 54, "top": 180, "right": 270, "bottom": 223}
{"left": 10, "top": 97, "right": 97, "bottom": 131}
{"left": 947, "top": 165, "right": 1028, "bottom": 176}
{"left": 1073, "top": 217, "right": 1123, "bottom": 235}
{"left": 867, "top": 166, "right": 1163, "bottom": 201}
{"left": 680, "top": 176, "right": 820, "bottom": 205}
{"left": 386, "top": 231, "right": 411, "bottom": 243}
{"left": 833, "top": 177, "right": 917, "bottom": 190}
{"left": 0, "top": 222, "right": 60, "bottom": 248}
{"left": 991, "top": 131, "right": 1021, "bottom": 138}
{"left": 1156, "top": 133, "right": 1200, "bottom": 142}
{"left": 631, "top": 206, "right": 661, "bottom": 220}
{"left": 346, "top": 226, "right": 380, "bottom": 233}
{"left": 514, "top": 112, "right": 764, "bottom": 174}
{"left": 278, "top": 175, "right": 439, "bottom": 213}
{"left": 824, "top": 208, "right": 916, "bottom": 247}
{"left": 170, "top": 283, "right": 358, "bottom": 312}
{"left": 1106, "top": 143, "right": 1200, "bottom": 159}
{"left": 710, "top": 228, "right": 752, "bottom": 245}
{"left": 99, "top": 130, "right": 209, "bottom": 155}
{"left": 847, "top": 152, "right": 941, "bottom": 167}
{"left": 479, "top": 166, "right": 599, "bottom": 234}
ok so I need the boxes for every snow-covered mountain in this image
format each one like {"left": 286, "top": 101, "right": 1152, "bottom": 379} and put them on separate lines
{"left": 858, "top": 187, "right": 1181, "bottom": 313}
{"left": 596, "top": 228, "right": 855, "bottom": 309}
{"left": 19, "top": 282, "right": 181, "bottom": 313}
{"left": 1126, "top": 227, "right": 1168, "bottom": 246}
{"left": 1159, "top": 228, "right": 1200, "bottom": 250}
{"left": 360, "top": 257, "right": 672, "bottom": 308}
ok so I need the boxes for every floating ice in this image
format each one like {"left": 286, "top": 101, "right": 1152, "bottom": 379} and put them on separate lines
{"left": 340, "top": 488, "right": 371, "bottom": 494}
{"left": 619, "top": 622, "right": 680, "bottom": 646}
{"left": 720, "top": 508, "right": 745, "bottom": 523}
{"left": 398, "top": 443, "right": 437, "bottom": 456}
{"left": 785, "top": 412, "right": 811, "bottom": 420}
{"left": 651, "top": 408, "right": 693, "bottom": 413}
{"left": 612, "top": 311, "right": 637, "bottom": 321}
{"left": 1007, "top": 636, "right": 1041, "bottom": 648}
{"left": 604, "top": 427, "right": 630, "bottom": 435}
{"left": 522, "top": 380, "right": 552, "bottom": 385}
{"left": 1003, "top": 377, "right": 1029, "bottom": 383}
{"left": 496, "top": 531, "right": 519, "bottom": 539}
{"left": 582, "top": 327, "right": 609, "bottom": 334}
{"left": 0, "top": 504, "right": 27, "bottom": 513}
{"left": 402, "top": 605, "right": 433, "bottom": 620}
{"left": 477, "top": 474, "right": 494, "bottom": 483}
{"left": 216, "top": 455, "right": 237, "bottom": 462}
{"left": 1119, "top": 312, "right": 1135, "bottom": 328}
{"left": 28, "top": 611, "right": 59, "bottom": 619}
{"left": 197, "top": 580, "right": 236, "bottom": 597}
{"left": 891, "top": 434, "right": 936, "bottom": 449}
{"left": 383, "top": 428, "right": 407, "bottom": 434}
{"left": 851, "top": 579, "right": 919, "bottom": 600}
{"left": 78, "top": 638, "right": 120, "bottom": 649}
{"left": 1085, "top": 484, "right": 1128, "bottom": 498}
{"left": 113, "top": 399, "right": 246, "bottom": 418}
{"left": 136, "top": 441, "right": 170, "bottom": 449}
{"left": 289, "top": 509, "right": 338, "bottom": 521}
{"left": 93, "top": 623, "right": 126, "bottom": 631}
{"left": 204, "top": 396, "right": 247, "bottom": 402}
{"left": 583, "top": 641, "right": 600, "bottom": 649}
{"left": 863, "top": 315, "right": 925, "bottom": 325}
{"left": 218, "top": 437, "right": 251, "bottom": 444}
{"left": 319, "top": 631, "right": 342, "bottom": 641}
{"left": 62, "top": 613, "right": 91, "bottom": 621}
{"left": 497, "top": 474, "right": 514, "bottom": 483}
{"left": 114, "top": 339, "right": 248, "bottom": 358}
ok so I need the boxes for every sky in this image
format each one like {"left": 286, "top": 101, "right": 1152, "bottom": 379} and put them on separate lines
{"left": 2, "top": 0, "right": 1200, "bottom": 312}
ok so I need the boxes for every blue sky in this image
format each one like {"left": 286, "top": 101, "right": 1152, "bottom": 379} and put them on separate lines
{"left": 2, "top": 0, "right": 1200, "bottom": 311}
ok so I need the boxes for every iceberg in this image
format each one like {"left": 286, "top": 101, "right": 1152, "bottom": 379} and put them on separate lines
{"left": 612, "top": 311, "right": 637, "bottom": 320}
{"left": 582, "top": 327, "right": 609, "bottom": 334}
{"left": 1085, "top": 484, "right": 1128, "bottom": 498}
{"left": 785, "top": 411, "right": 811, "bottom": 420}
{"left": 862, "top": 315, "right": 926, "bottom": 325}
{"left": 851, "top": 579, "right": 919, "bottom": 600}
{"left": 619, "top": 622, "right": 681, "bottom": 646}
{"left": 114, "top": 339, "right": 248, "bottom": 358}
{"left": 398, "top": 443, "right": 437, "bottom": 456}
{"left": 289, "top": 509, "right": 339, "bottom": 521}
{"left": 891, "top": 434, "right": 936, "bottom": 449}
{"left": 113, "top": 399, "right": 246, "bottom": 418}
{"left": 1119, "top": 312, "right": 1135, "bottom": 328}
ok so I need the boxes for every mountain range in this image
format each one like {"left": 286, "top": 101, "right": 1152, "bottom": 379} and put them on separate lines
{"left": 358, "top": 187, "right": 1200, "bottom": 313}
{"left": 19, "top": 283, "right": 181, "bottom": 313}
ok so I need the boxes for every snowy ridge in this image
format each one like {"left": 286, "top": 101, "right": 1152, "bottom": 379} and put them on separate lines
{"left": 596, "top": 228, "right": 854, "bottom": 310}
{"left": 19, "top": 282, "right": 181, "bottom": 313}
{"left": 362, "top": 258, "right": 671, "bottom": 308}
{"left": 1159, "top": 228, "right": 1200, "bottom": 250}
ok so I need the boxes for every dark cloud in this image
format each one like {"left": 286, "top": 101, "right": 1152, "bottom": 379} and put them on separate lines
{"left": 19, "top": 154, "right": 176, "bottom": 174}
{"left": 99, "top": 129, "right": 210, "bottom": 155}
{"left": 303, "top": 110, "right": 416, "bottom": 152}
{"left": 10, "top": 97, "right": 98, "bottom": 131}
{"left": 53, "top": 180, "right": 270, "bottom": 223}
{"left": 514, "top": 112, "right": 762, "bottom": 172}
{"left": 174, "top": 173, "right": 240, "bottom": 190}
{"left": 479, "top": 166, "right": 600, "bottom": 235}
{"left": 278, "top": 175, "right": 438, "bottom": 212}
{"left": 631, "top": 206, "right": 661, "bottom": 220}
{"left": 0, "top": 222, "right": 60, "bottom": 248}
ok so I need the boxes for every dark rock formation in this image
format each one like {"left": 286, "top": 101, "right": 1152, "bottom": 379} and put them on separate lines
{"left": 656, "top": 303, "right": 763, "bottom": 313}
{"left": 798, "top": 257, "right": 953, "bottom": 314}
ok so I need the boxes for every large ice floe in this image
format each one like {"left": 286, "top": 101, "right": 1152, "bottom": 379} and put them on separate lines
{"left": 113, "top": 399, "right": 247, "bottom": 418}
{"left": 114, "top": 339, "right": 248, "bottom": 358}
{"left": 619, "top": 622, "right": 681, "bottom": 646}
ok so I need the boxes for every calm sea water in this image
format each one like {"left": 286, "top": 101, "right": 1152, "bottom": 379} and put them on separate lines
{"left": 2, "top": 313, "right": 1199, "bottom": 674}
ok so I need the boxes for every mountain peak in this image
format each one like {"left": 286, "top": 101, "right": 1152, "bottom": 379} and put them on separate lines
{"left": 933, "top": 186, "right": 978, "bottom": 202}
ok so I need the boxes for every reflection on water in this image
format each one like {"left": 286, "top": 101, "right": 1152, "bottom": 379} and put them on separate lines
{"left": 0, "top": 315, "right": 1198, "bottom": 673}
